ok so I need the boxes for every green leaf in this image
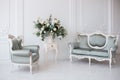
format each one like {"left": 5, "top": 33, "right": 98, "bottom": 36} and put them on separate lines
{"left": 36, "top": 32, "right": 40, "bottom": 37}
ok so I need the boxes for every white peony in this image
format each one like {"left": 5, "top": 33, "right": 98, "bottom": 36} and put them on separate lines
{"left": 47, "top": 23, "right": 49, "bottom": 26}
{"left": 53, "top": 28, "right": 56, "bottom": 31}
{"left": 58, "top": 36, "right": 62, "bottom": 39}
{"left": 41, "top": 27, "right": 44, "bottom": 31}
{"left": 54, "top": 18, "right": 58, "bottom": 23}
{"left": 44, "top": 31, "right": 46, "bottom": 33}
{"left": 51, "top": 30, "right": 53, "bottom": 33}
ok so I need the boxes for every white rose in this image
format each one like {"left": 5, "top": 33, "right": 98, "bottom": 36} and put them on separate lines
{"left": 58, "top": 36, "right": 62, "bottom": 39}
{"left": 53, "top": 28, "right": 56, "bottom": 31}
{"left": 41, "top": 20, "right": 44, "bottom": 24}
{"left": 54, "top": 19, "right": 58, "bottom": 23}
{"left": 40, "top": 31, "right": 42, "bottom": 34}
{"left": 47, "top": 23, "right": 49, "bottom": 26}
{"left": 44, "top": 31, "right": 46, "bottom": 33}
{"left": 41, "top": 27, "right": 44, "bottom": 31}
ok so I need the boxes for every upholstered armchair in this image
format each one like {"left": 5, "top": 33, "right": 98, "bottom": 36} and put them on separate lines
{"left": 8, "top": 34, "right": 39, "bottom": 73}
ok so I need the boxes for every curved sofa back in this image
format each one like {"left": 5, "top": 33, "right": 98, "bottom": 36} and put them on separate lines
{"left": 78, "top": 32, "right": 118, "bottom": 51}
{"left": 78, "top": 34, "right": 90, "bottom": 49}
{"left": 104, "top": 35, "right": 118, "bottom": 51}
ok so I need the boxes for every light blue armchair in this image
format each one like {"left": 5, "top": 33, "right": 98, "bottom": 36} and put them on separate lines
{"left": 8, "top": 35, "right": 39, "bottom": 73}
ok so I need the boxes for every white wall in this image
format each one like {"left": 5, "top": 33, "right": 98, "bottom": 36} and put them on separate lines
{"left": 113, "top": 0, "right": 120, "bottom": 53}
{"left": 0, "top": 0, "right": 21, "bottom": 60}
{"left": 23, "top": 0, "right": 70, "bottom": 59}
{"left": 75, "top": 0, "right": 112, "bottom": 34}
{"left": 113, "top": 0, "right": 120, "bottom": 34}
{"left": 0, "top": 0, "right": 120, "bottom": 60}
{"left": 0, "top": 0, "right": 10, "bottom": 60}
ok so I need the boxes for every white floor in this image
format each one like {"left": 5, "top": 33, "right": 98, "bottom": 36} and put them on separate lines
{"left": 0, "top": 55, "right": 120, "bottom": 80}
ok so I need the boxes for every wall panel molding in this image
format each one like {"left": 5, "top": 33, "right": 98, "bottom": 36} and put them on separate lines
{"left": 69, "top": 0, "right": 77, "bottom": 41}
{"left": 70, "top": 0, "right": 113, "bottom": 34}
{"left": 108, "top": 0, "right": 113, "bottom": 34}
{"left": 0, "top": 0, "right": 10, "bottom": 60}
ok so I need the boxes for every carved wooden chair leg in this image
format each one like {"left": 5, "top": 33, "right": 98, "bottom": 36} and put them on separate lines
{"left": 89, "top": 57, "right": 91, "bottom": 67}
{"left": 30, "top": 54, "right": 32, "bottom": 74}
{"left": 37, "top": 59, "right": 39, "bottom": 70}
{"left": 109, "top": 59, "right": 112, "bottom": 69}
{"left": 70, "top": 55, "right": 72, "bottom": 62}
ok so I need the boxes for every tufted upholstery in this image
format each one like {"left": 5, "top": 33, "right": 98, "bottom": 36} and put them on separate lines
{"left": 8, "top": 34, "right": 40, "bottom": 73}
{"left": 69, "top": 32, "right": 118, "bottom": 68}
{"left": 89, "top": 34, "right": 106, "bottom": 47}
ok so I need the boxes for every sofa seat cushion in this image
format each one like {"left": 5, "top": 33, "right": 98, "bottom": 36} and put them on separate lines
{"left": 72, "top": 48, "right": 109, "bottom": 58}
{"left": 11, "top": 53, "right": 38, "bottom": 64}
{"left": 72, "top": 49, "right": 90, "bottom": 55}
{"left": 89, "top": 50, "right": 109, "bottom": 57}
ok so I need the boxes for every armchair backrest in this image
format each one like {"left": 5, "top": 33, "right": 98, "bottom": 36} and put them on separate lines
{"left": 8, "top": 34, "right": 23, "bottom": 52}
{"left": 8, "top": 34, "right": 15, "bottom": 53}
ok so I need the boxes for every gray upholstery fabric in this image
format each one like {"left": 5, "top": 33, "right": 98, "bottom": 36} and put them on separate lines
{"left": 22, "top": 45, "right": 39, "bottom": 54}
{"left": 69, "top": 42, "right": 80, "bottom": 49}
{"left": 72, "top": 49, "right": 108, "bottom": 57}
{"left": 9, "top": 35, "right": 40, "bottom": 67}
{"left": 12, "top": 50, "right": 30, "bottom": 57}
{"left": 11, "top": 45, "right": 39, "bottom": 64}
{"left": 104, "top": 36, "right": 117, "bottom": 51}
{"left": 70, "top": 34, "right": 117, "bottom": 59}
{"left": 11, "top": 53, "right": 39, "bottom": 64}
{"left": 12, "top": 38, "right": 22, "bottom": 50}
{"left": 89, "top": 34, "right": 106, "bottom": 47}
{"left": 79, "top": 35, "right": 90, "bottom": 49}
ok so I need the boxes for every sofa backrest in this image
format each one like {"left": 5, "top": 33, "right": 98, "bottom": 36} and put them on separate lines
{"left": 88, "top": 32, "right": 107, "bottom": 49}
{"left": 78, "top": 34, "right": 90, "bottom": 49}
{"left": 77, "top": 32, "right": 118, "bottom": 51}
{"left": 103, "top": 35, "right": 118, "bottom": 51}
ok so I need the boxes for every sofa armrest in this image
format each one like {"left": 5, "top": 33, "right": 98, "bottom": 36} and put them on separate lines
{"left": 68, "top": 42, "right": 79, "bottom": 49}
{"left": 112, "top": 45, "right": 118, "bottom": 51}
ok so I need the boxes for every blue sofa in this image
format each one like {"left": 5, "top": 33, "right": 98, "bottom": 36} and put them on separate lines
{"left": 69, "top": 32, "right": 118, "bottom": 68}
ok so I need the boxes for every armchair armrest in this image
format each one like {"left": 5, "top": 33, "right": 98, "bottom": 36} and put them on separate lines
{"left": 22, "top": 45, "right": 39, "bottom": 55}
{"left": 12, "top": 50, "right": 31, "bottom": 57}
{"left": 22, "top": 45, "right": 39, "bottom": 51}
{"left": 23, "top": 45, "right": 39, "bottom": 49}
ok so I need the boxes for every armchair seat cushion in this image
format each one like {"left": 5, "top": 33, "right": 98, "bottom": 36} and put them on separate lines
{"left": 11, "top": 53, "right": 38, "bottom": 64}
{"left": 12, "top": 50, "right": 30, "bottom": 57}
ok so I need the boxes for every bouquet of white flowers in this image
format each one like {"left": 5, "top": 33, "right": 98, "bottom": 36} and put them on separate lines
{"left": 34, "top": 15, "right": 67, "bottom": 41}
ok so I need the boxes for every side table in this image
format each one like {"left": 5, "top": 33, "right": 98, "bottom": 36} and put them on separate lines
{"left": 44, "top": 41, "right": 58, "bottom": 62}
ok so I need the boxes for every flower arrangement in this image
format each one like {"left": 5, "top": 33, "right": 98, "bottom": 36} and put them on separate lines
{"left": 34, "top": 15, "right": 67, "bottom": 41}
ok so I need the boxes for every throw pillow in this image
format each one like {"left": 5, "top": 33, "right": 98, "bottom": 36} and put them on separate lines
{"left": 12, "top": 38, "right": 22, "bottom": 50}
